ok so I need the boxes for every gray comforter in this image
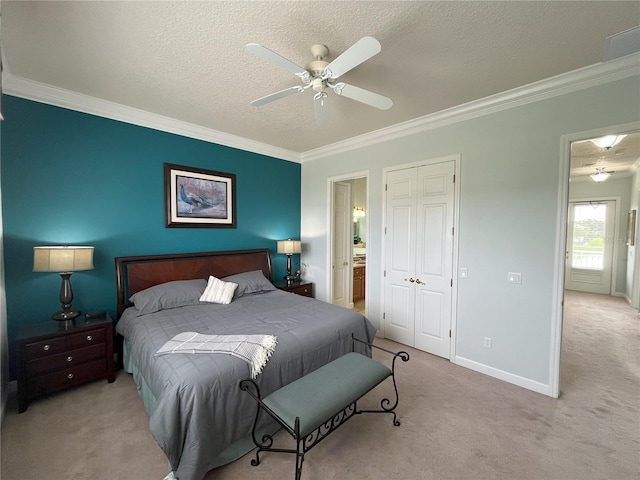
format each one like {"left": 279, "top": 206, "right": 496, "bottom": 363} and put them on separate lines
{"left": 116, "top": 290, "right": 376, "bottom": 480}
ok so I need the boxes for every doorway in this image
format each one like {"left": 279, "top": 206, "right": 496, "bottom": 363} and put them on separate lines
{"left": 329, "top": 173, "right": 369, "bottom": 315}
{"left": 552, "top": 125, "right": 640, "bottom": 398}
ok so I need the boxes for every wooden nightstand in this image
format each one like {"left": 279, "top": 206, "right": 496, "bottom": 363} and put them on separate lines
{"left": 277, "top": 282, "right": 314, "bottom": 298}
{"left": 16, "top": 313, "right": 115, "bottom": 413}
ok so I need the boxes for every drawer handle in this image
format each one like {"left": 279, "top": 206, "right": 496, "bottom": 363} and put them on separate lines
{"left": 43, "top": 344, "right": 51, "bottom": 351}
{"left": 67, "top": 373, "right": 74, "bottom": 379}
{"left": 66, "top": 356, "right": 73, "bottom": 362}
{"left": 86, "top": 335, "right": 93, "bottom": 341}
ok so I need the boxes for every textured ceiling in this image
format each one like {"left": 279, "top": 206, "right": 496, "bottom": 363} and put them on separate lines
{"left": 2, "top": 1, "right": 639, "bottom": 160}
{"left": 571, "top": 132, "right": 640, "bottom": 180}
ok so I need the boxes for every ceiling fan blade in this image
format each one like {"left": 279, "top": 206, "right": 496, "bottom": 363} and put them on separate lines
{"left": 250, "top": 86, "right": 304, "bottom": 107}
{"left": 246, "top": 43, "right": 306, "bottom": 75}
{"left": 314, "top": 92, "right": 329, "bottom": 126}
{"left": 335, "top": 83, "right": 393, "bottom": 110}
{"left": 324, "top": 36, "right": 382, "bottom": 79}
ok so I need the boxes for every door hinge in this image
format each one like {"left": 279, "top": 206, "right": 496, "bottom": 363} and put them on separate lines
{"left": 449, "top": 330, "right": 452, "bottom": 338}
{"left": 385, "top": 184, "right": 388, "bottom": 191}
{"left": 450, "top": 279, "right": 453, "bottom": 287}
{"left": 383, "top": 312, "right": 386, "bottom": 320}
{"left": 453, "top": 174, "right": 455, "bottom": 183}
{"left": 452, "top": 226, "right": 454, "bottom": 236}
{"left": 384, "top": 227, "right": 387, "bottom": 234}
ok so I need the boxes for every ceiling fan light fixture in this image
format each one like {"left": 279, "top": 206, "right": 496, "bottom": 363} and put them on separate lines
{"left": 589, "top": 134, "right": 627, "bottom": 149}
{"left": 312, "top": 78, "right": 325, "bottom": 92}
{"left": 590, "top": 168, "right": 611, "bottom": 182}
{"left": 246, "top": 37, "right": 393, "bottom": 125}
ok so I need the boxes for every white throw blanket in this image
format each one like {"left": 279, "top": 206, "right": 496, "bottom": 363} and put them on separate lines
{"left": 155, "top": 332, "right": 277, "bottom": 378}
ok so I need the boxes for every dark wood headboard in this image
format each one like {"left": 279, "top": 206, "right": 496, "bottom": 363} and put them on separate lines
{"left": 114, "top": 248, "right": 273, "bottom": 319}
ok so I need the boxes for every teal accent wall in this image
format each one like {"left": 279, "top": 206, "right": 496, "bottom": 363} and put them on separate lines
{"left": 1, "top": 96, "right": 301, "bottom": 372}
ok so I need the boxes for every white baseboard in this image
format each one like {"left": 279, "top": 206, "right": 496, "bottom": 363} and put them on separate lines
{"left": 453, "top": 355, "right": 552, "bottom": 397}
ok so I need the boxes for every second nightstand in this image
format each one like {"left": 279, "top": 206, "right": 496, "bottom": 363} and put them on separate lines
{"left": 277, "top": 282, "right": 314, "bottom": 298}
{"left": 16, "top": 314, "right": 115, "bottom": 413}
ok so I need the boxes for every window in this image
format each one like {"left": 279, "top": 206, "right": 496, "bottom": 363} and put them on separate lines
{"left": 570, "top": 203, "right": 606, "bottom": 270}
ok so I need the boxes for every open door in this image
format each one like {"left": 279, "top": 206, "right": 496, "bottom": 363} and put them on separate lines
{"left": 332, "top": 182, "right": 351, "bottom": 306}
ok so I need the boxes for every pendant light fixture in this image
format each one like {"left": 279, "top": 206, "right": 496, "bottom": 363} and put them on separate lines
{"left": 589, "top": 134, "right": 626, "bottom": 150}
{"left": 590, "top": 167, "right": 612, "bottom": 183}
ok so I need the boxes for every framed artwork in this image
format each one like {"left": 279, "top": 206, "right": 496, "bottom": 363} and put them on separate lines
{"left": 164, "top": 163, "right": 236, "bottom": 228}
{"left": 627, "top": 210, "right": 636, "bottom": 246}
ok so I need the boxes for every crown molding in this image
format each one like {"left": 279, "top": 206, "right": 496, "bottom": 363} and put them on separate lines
{"left": 2, "top": 73, "right": 301, "bottom": 164}
{"left": 3, "top": 54, "right": 638, "bottom": 165}
{"left": 301, "top": 54, "right": 640, "bottom": 163}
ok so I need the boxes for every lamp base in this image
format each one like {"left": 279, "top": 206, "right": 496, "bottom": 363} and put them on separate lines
{"left": 283, "top": 274, "right": 299, "bottom": 287}
{"left": 52, "top": 308, "right": 80, "bottom": 328}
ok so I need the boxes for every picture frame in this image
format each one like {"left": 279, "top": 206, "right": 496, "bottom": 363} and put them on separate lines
{"left": 164, "top": 163, "right": 236, "bottom": 228}
{"left": 627, "top": 209, "right": 636, "bottom": 246}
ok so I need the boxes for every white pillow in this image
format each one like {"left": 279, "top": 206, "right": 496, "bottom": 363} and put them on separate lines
{"left": 199, "top": 275, "right": 238, "bottom": 304}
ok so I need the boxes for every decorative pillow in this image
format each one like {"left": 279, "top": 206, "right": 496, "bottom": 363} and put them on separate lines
{"left": 199, "top": 275, "right": 238, "bottom": 305}
{"left": 223, "top": 270, "right": 276, "bottom": 298}
{"left": 129, "top": 279, "right": 207, "bottom": 316}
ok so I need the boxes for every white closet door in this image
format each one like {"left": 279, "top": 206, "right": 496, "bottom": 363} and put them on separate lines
{"left": 384, "top": 161, "right": 455, "bottom": 359}
{"left": 414, "top": 162, "right": 455, "bottom": 358}
{"left": 384, "top": 168, "right": 417, "bottom": 346}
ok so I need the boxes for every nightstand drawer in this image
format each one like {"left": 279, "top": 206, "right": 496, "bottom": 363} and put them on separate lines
{"left": 28, "top": 359, "right": 107, "bottom": 397}
{"left": 287, "top": 284, "right": 313, "bottom": 297}
{"left": 24, "top": 337, "right": 67, "bottom": 359}
{"left": 27, "top": 344, "right": 105, "bottom": 375}
{"left": 67, "top": 328, "right": 105, "bottom": 348}
{"left": 277, "top": 282, "right": 314, "bottom": 298}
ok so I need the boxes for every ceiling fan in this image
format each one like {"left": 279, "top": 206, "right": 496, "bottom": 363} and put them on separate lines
{"left": 246, "top": 36, "right": 393, "bottom": 125}
{"left": 591, "top": 166, "right": 614, "bottom": 182}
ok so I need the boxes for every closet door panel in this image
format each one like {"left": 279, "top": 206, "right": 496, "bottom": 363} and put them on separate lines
{"left": 414, "top": 162, "right": 455, "bottom": 358}
{"left": 384, "top": 168, "right": 417, "bottom": 345}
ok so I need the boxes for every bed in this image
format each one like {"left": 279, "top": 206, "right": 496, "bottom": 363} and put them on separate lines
{"left": 114, "top": 248, "right": 376, "bottom": 480}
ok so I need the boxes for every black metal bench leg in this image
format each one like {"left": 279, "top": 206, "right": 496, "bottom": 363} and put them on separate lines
{"left": 295, "top": 417, "right": 305, "bottom": 480}
{"left": 295, "top": 448, "right": 304, "bottom": 480}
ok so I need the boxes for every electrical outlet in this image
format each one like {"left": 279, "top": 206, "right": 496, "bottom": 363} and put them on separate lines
{"left": 483, "top": 337, "right": 492, "bottom": 348}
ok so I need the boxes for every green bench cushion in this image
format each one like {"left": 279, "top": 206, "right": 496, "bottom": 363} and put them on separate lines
{"left": 262, "top": 352, "right": 392, "bottom": 437}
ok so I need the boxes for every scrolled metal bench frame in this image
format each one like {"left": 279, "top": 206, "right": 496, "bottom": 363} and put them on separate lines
{"left": 239, "top": 335, "right": 410, "bottom": 480}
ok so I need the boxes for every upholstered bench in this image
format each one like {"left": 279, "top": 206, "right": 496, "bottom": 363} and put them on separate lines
{"left": 239, "top": 336, "right": 409, "bottom": 480}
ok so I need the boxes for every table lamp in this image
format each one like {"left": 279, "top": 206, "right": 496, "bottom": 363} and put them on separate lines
{"left": 33, "top": 245, "right": 94, "bottom": 325}
{"left": 277, "top": 239, "right": 301, "bottom": 286}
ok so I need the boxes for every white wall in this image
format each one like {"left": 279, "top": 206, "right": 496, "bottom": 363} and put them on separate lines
{"left": 301, "top": 73, "right": 640, "bottom": 395}
{"left": 569, "top": 175, "right": 633, "bottom": 296}
{"left": 629, "top": 169, "right": 640, "bottom": 306}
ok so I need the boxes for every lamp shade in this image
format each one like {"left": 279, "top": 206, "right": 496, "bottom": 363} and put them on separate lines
{"left": 277, "top": 240, "right": 301, "bottom": 255}
{"left": 33, "top": 246, "right": 94, "bottom": 272}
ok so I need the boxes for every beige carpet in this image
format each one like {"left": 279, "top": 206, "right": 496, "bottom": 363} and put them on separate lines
{"left": 1, "top": 291, "right": 638, "bottom": 480}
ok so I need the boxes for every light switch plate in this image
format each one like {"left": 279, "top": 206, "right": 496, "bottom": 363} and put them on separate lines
{"left": 507, "top": 272, "right": 522, "bottom": 284}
